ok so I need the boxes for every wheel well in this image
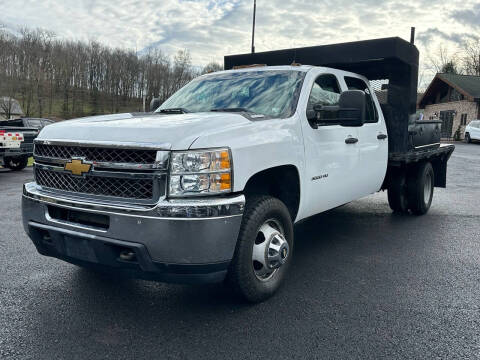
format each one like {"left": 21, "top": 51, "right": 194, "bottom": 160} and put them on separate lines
{"left": 243, "top": 165, "right": 300, "bottom": 221}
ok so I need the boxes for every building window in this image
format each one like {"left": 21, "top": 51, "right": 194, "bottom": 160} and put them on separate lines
{"left": 461, "top": 113, "right": 468, "bottom": 126}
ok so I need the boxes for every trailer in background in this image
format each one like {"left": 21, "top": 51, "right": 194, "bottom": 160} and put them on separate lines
{"left": 0, "top": 127, "right": 38, "bottom": 171}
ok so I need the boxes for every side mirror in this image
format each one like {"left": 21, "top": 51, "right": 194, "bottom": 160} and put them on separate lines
{"left": 311, "top": 90, "right": 366, "bottom": 127}
{"left": 150, "top": 97, "right": 160, "bottom": 112}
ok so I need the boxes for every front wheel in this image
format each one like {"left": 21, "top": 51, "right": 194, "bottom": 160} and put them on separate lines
{"left": 227, "top": 195, "right": 294, "bottom": 303}
{"left": 5, "top": 156, "right": 28, "bottom": 171}
{"left": 465, "top": 133, "right": 471, "bottom": 143}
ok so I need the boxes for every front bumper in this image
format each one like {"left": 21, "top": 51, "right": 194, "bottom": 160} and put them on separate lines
{"left": 22, "top": 182, "right": 245, "bottom": 283}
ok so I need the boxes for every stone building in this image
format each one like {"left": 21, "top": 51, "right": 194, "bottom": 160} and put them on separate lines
{"left": 418, "top": 73, "right": 480, "bottom": 139}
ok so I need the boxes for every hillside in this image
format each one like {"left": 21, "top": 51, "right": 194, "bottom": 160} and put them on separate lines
{"left": 0, "top": 28, "right": 197, "bottom": 121}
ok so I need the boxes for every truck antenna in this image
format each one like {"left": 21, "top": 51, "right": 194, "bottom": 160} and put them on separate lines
{"left": 251, "top": 0, "right": 256, "bottom": 53}
{"left": 410, "top": 27, "right": 415, "bottom": 45}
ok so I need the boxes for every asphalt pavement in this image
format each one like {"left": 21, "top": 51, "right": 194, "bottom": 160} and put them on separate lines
{"left": 1, "top": 142, "right": 480, "bottom": 359}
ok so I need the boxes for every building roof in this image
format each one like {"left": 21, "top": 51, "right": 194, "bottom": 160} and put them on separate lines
{"left": 0, "top": 97, "right": 23, "bottom": 115}
{"left": 438, "top": 73, "right": 480, "bottom": 99}
{"left": 418, "top": 73, "right": 480, "bottom": 108}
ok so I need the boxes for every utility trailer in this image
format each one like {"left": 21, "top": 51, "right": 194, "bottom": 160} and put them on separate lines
{"left": 225, "top": 36, "right": 455, "bottom": 214}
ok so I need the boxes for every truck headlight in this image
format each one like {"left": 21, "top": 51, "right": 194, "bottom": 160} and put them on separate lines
{"left": 169, "top": 148, "right": 232, "bottom": 197}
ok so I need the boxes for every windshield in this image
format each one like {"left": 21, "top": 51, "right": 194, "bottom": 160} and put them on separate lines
{"left": 157, "top": 70, "right": 305, "bottom": 118}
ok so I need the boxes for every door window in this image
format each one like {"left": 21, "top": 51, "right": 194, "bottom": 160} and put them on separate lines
{"left": 306, "top": 74, "right": 341, "bottom": 127}
{"left": 344, "top": 77, "right": 378, "bottom": 123}
{"left": 307, "top": 74, "right": 341, "bottom": 109}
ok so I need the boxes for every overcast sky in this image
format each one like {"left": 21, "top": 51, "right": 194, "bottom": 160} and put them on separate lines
{"left": 1, "top": 0, "right": 479, "bottom": 84}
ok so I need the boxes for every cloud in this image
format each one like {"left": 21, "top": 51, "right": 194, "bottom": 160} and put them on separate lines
{"left": 1, "top": 0, "right": 479, "bottom": 85}
{"left": 452, "top": 4, "right": 480, "bottom": 28}
{"left": 417, "top": 28, "right": 478, "bottom": 46}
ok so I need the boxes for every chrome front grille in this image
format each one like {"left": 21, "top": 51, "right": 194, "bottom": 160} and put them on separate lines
{"left": 34, "top": 144, "right": 157, "bottom": 164}
{"left": 33, "top": 141, "right": 169, "bottom": 203}
{"left": 35, "top": 168, "right": 154, "bottom": 199}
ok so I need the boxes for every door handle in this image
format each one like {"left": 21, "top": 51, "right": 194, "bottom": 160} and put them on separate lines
{"left": 345, "top": 137, "right": 358, "bottom": 144}
{"left": 377, "top": 133, "right": 387, "bottom": 140}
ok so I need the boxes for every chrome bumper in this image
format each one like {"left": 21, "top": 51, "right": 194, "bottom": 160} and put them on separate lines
{"left": 22, "top": 182, "right": 244, "bottom": 267}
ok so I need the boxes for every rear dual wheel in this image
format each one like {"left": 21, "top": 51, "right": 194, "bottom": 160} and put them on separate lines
{"left": 387, "top": 162, "right": 434, "bottom": 216}
{"left": 407, "top": 162, "right": 434, "bottom": 215}
{"left": 227, "top": 195, "right": 294, "bottom": 303}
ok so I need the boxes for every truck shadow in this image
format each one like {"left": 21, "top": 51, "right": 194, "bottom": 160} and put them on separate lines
{"left": 64, "top": 198, "right": 411, "bottom": 309}
{"left": 67, "top": 199, "right": 414, "bottom": 305}
{"left": 26, "top": 197, "right": 437, "bottom": 353}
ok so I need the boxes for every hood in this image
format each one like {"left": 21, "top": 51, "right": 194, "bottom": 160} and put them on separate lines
{"left": 37, "top": 112, "right": 253, "bottom": 150}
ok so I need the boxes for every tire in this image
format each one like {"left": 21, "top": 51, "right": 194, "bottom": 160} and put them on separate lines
{"left": 387, "top": 168, "right": 409, "bottom": 213}
{"left": 5, "top": 155, "right": 28, "bottom": 171}
{"left": 465, "top": 133, "right": 471, "bottom": 143}
{"left": 407, "top": 162, "right": 434, "bottom": 216}
{"left": 227, "top": 195, "right": 294, "bottom": 303}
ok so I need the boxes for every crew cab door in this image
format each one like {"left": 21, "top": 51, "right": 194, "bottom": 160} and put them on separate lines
{"left": 342, "top": 76, "right": 388, "bottom": 195}
{"left": 299, "top": 71, "right": 361, "bottom": 218}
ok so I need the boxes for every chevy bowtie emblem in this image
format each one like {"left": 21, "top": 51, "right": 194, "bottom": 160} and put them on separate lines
{"left": 64, "top": 158, "right": 91, "bottom": 176}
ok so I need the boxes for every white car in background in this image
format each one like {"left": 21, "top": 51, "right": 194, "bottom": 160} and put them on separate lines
{"left": 465, "top": 120, "right": 480, "bottom": 143}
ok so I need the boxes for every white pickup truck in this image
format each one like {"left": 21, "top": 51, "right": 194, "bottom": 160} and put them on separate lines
{"left": 22, "top": 37, "right": 454, "bottom": 302}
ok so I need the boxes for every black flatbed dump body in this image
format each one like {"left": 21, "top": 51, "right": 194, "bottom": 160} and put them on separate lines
{"left": 225, "top": 37, "right": 453, "bottom": 157}
{"left": 388, "top": 143, "right": 455, "bottom": 188}
{"left": 225, "top": 36, "right": 455, "bottom": 189}
{"left": 389, "top": 144, "right": 454, "bottom": 165}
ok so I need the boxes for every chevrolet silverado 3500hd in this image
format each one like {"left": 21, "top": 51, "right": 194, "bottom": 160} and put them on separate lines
{"left": 22, "top": 37, "right": 454, "bottom": 302}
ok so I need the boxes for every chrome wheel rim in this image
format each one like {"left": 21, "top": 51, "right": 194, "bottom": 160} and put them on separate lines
{"left": 252, "top": 219, "right": 289, "bottom": 281}
{"left": 424, "top": 172, "right": 432, "bottom": 204}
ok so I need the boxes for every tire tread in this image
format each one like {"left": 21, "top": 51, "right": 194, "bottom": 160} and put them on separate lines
{"left": 227, "top": 195, "right": 293, "bottom": 303}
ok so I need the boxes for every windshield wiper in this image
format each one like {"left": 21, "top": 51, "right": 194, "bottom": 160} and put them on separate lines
{"left": 210, "top": 107, "right": 252, "bottom": 113}
{"left": 158, "top": 108, "right": 189, "bottom": 114}
{"left": 211, "top": 107, "right": 266, "bottom": 118}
